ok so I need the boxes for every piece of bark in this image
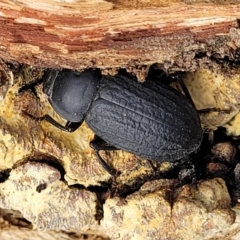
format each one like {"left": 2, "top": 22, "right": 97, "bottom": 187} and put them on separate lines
{"left": 0, "top": 228, "right": 109, "bottom": 240}
{"left": 0, "top": 209, "right": 109, "bottom": 240}
{"left": 0, "top": 164, "right": 236, "bottom": 239}
{"left": 0, "top": 1, "right": 240, "bottom": 79}
{"left": 0, "top": 162, "right": 99, "bottom": 230}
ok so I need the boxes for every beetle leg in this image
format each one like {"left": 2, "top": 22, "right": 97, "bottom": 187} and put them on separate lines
{"left": 90, "top": 136, "right": 118, "bottom": 176}
{"left": 22, "top": 111, "right": 82, "bottom": 132}
{"left": 64, "top": 121, "right": 83, "bottom": 132}
{"left": 198, "top": 108, "right": 231, "bottom": 114}
{"left": 90, "top": 136, "right": 118, "bottom": 151}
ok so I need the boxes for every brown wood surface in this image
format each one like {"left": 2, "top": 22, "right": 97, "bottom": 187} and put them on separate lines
{"left": 0, "top": 1, "right": 240, "bottom": 75}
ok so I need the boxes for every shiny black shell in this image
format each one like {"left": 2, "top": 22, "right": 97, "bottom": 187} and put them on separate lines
{"left": 85, "top": 74, "right": 203, "bottom": 161}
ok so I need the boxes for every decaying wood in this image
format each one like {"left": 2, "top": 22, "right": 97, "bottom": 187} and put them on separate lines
{"left": 0, "top": 57, "right": 240, "bottom": 239}
{"left": 2, "top": 1, "right": 240, "bottom": 239}
{"left": 0, "top": 1, "right": 240, "bottom": 80}
{"left": 0, "top": 161, "right": 236, "bottom": 239}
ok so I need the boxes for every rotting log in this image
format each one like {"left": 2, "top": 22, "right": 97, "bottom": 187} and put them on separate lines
{"left": 2, "top": 1, "right": 240, "bottom": 240}
{"left": 0, "top": 1, "right": 240, "bottom": 80}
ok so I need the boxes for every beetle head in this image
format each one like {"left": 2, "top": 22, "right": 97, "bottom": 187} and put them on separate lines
{"left": 43, "top": 69, "right": 101, "bottom": 122}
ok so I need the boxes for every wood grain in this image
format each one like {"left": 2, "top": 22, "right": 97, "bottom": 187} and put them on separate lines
{"left": 0, "top": 1, "right": 240, "bottom": 73}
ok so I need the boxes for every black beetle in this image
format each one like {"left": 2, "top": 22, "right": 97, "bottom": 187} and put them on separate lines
{"left": 23, "top": 69, "right": 203, "bottom": 175}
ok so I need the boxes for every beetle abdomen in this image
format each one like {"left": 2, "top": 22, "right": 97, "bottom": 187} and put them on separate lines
{"left": 86, "top": 75, "right": 203, "bottom": 161}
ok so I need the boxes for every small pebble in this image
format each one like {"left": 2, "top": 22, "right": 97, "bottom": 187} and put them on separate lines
{"left": 211, "top": 142, "right": 236, "bottom": 163}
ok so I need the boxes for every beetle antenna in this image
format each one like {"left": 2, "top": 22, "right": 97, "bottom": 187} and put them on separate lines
{"left": 22, "top": 111, "right": 82, "bottom": 132}
{"left": 22, "top": 111, "right": 45, "bottom": 122}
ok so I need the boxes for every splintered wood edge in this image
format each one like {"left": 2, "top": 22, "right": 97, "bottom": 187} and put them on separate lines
{"left": 0, "top": 1, "right": 239, "bottom": 71}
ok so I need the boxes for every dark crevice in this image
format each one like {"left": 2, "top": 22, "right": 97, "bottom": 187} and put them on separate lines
{"left": 0, "top": 209, "right": 33, "bottom": 229}
{"left": 68, "top": 183, "right": 86, "bottom": 190}
{"left": 0, "top": 169, "right": 11, "bottom": 183}
{"left": 194, "top": 51, "right": 207, "bottom": 59}
{"left": 12, "top": 152, "right": 67, "bottom": 181}
{"left": 87, "top": 180, "right": 115, "bottom": 222}
{"left": 36, "top": 183, "right": 47, "bottom": 193}
{"left": 210, "top": 53, "right": 240, "bottom": 65}
{"left": 236, "top": 19, "right": 240, "bottom": 28}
